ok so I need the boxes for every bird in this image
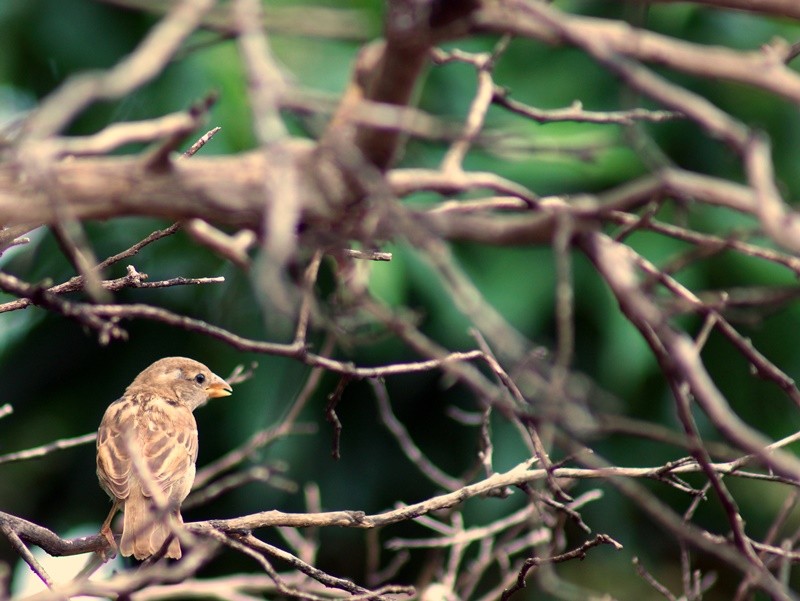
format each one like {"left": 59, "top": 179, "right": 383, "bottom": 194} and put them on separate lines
{"left": 96, "top": 357, "right": 232, "bottom": 560}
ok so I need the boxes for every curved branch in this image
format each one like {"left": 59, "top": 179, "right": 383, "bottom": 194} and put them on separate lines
{"left": 476, "top": 2, "right": 800, "bottom": 104}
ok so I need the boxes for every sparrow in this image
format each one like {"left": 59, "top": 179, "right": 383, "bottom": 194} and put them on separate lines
{"left": 96, "top": 357, "right": 232, "bottom": 560}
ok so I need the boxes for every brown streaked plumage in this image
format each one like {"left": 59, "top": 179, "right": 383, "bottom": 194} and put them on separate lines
{"left": 96, "top": 357, "right": 232, "bottom": 560}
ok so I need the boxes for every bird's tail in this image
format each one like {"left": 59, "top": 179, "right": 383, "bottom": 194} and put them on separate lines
{"left": 120, "top": 493, "right": 182, "bottom": 560}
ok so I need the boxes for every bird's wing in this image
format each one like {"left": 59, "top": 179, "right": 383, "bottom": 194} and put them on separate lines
{"left": 140, "top": 397, "right": 198, "bottom": 505}
{"left": 96, "top": 397, "right": 136, "bottom": 500}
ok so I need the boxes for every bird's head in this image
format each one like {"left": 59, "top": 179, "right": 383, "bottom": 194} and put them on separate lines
{"left": 128, "top": 356, "right": 232, "bottom": 410}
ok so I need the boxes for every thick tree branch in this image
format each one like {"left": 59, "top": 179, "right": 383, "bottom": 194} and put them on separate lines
{"left": 0, "top": 145, "right": 314, "bottom": 229}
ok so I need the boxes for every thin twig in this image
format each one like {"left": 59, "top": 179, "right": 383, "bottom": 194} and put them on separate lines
{"left": 0, "top": 432, "right": 96, "bottom": 466}
{"left": 501, "top": 534, "right": 623, "bottom": 600}
{"left": 372, "top": 378, "right": 463, "bottom": 491}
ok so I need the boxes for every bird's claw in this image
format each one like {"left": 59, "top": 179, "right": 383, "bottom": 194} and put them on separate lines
{"left": 100, "top": 526, "right": 118, "bottom": 561}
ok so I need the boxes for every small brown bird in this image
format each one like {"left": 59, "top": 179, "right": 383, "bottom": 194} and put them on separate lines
{"left": 96, "top": 357, "right": 232, "bottom": 560}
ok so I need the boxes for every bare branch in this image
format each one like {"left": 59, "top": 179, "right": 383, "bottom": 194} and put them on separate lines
{"left": 501, "top": 534, "right": 623, "bottom": 601}
{"left": 493, "top": 90, "right": 683, "bottom": 125}
{"left": 0, "top": 433, "right": 96, "bottom": 466}
{"left": 476, "top": 2, "right": 800, "bottom": 105}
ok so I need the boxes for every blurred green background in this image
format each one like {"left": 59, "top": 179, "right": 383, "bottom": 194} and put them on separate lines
{"left": 1, "top": 1, "right": 800, "bottom": 599}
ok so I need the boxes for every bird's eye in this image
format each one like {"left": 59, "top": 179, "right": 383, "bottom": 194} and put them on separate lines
{"left": 194, "top": 373, "right": 206, "bottom": 384}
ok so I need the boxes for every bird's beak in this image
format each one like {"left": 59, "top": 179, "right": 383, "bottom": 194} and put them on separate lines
{"left": 207, "top": 374, "right": 233, "bottom": 399}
